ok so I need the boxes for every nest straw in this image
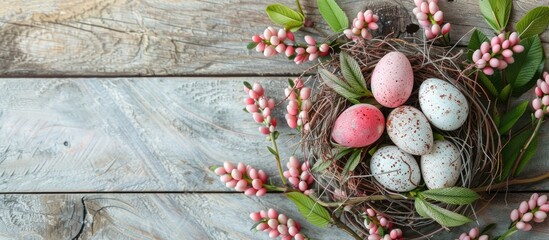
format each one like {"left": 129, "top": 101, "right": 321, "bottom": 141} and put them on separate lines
{"left": 301, "top": 37, "right": 502, "bottom": 238}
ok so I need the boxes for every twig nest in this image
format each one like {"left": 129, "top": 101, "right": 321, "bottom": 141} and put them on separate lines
{"left": 419, "top": 78, "right": 469, "bottom": 131}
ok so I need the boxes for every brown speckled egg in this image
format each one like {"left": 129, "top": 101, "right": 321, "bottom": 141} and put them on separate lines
{"left": 421, "top": 140, "right": 462, "bottom": 189}
{"left": 331, "top": 104, "right": 385, "bottom": 148}
{"left": 370, "top": 145, "right": 421, "bottom": 192}
{"left": 371, "top": 51, "right": 414, "bottom": 108}
{"left": 386, "top": 106, "right": 433, "bottom": 155}
{"left": 419, "top": 78, "right": 469, "bottom": 131}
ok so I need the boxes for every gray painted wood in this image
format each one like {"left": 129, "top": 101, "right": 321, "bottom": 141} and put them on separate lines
{"left": 0, "top": 0, "right": 546, "bottom": 76}
{"left": 0, "top": 193, "right": 547, "bottom": 239}
{"left": 0, "top": 78, "right": 548, "bottom": 192}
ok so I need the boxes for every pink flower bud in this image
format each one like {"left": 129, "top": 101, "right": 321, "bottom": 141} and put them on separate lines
{"left": 429, "top": 1, "right": 439, "bottom": 14}
{"left": 214, "top": 167, "right": 226, "bottom": 175}
{"left": 440, "top": 23, "right": 450, "bottom": 35}
{"left": 289, "top": 176, "right": 299, "bottom": 186}
{"left": 511, "top": 209, "right": 520, "bottom": 221}
{"left": 533, "top": 98, "right": 542, "bottom": 110}
{"left": 491, "top": 36, "right": 501, "bottom": 46}
{"left": 306, "top": 45, "right": 318, "bottom": 54}
{"left": 354, "top": 19, "right": 365, "bottom": 29}
{"left": 367, "top": 208, "right": 376, "bottom": 217}
{"left": 483, "top": 67, "right": 494, "bottom": 75}
{"left": 492, "top": 44, "right": 501, "bottom": 54}
{"left": 259, "top": 126, "right": 270, "bottom": 135}
{"left": 535, "top": 109, "right": 544, "bottom": 119}
{"left": 295, "top": 47, "right": 305, "bottom": 55}
{"left": 420, "top": 2, "right": 429, "bottom": 13}
{"left": 299, "top": 181, "right": 308, "bottom": 191}
{"left": 289, "top": 156, "right": 300, "bottom": 168}
{"left": 540, "top": 204, "right": 549, "bottom": 212}
{"left": 541, "top": 82, "right": 549, "bottom": 94}
{"left": 285, "top": 45, "right": 295, "bottom": 57}
{"left": 509, "top": 32, "right": 519, "bottom": 45}
{"left": 469, "top": 228, "right": 479, "bottom": 238}
{"left": 535, "top": 211, "right": 547, "bottom": 220}
{"left": 536, "top": 87, "right": 543, "bottom": 97}
{"left": 414, "top": 0, "right": 423, "bottom": 8}
{"left": 489, "top": 58, "right": 500, "bottom": 68}
{"left": 253, "top": 112, "right": 264, "bottom": 123}
{"left": 513, "top": 45, "right": 525, "bottom": 53}
{"left": 244, "top": 188, "right": 257, "bottom": 196}
{"left": 523, "top": 212, "right": 534, "bottom": 222}
{"left": 433, "top": 11, "right": 443, "bottom": 22}
{"left": 344, "top": 29, "right": 354, "bottom": 39}
{"left": 357, "top": 11, "right": 365, "bottom": 21}
{"left": 268, "top": 98, "right": 275, "bottom": 110}
{"left": 419, "top": 19, "right": 430, "bottom": 27}
{"left": 264, "top": 46, "right": 276, "bottom": 57}
{"left": 275, "top": 44, "right": 286, "bottom": 53}
{"left": 368, "top": 22, "right": 379, "bottom": 30}
{"left": 250, "top": 211, "right": 262, "bottom": 221}
{"left": 256, "top": 222, "right": 268, "bottom": 231}
{"left": 362, "top": 28, "right": 373, "bottom": 39}
{"left": 542, "top": 96, "right": 549, "bottom": 106}
{"left": 479, "top": 235, "right": 489, "bottom": 240}
{"left": 498, "top": 60, "right": 508, "bottom": 70}
{"left": 472, "top": 50, "right": 482, "bottom": 62}
{"left": 502, "top": 49, "right": 513, "bottom": 58}
{"left": 235, "top": 179, "right": 248, "bottom": 191}
{"left": 277, "top": 29, "right": 287, "bottom": 40}
{"left": 519, "top": 201, "right": 529, "bottom": 213}
{"left": 269, "top": 229, "right": 280, "bottom": 238}
{"left": 502, "top": 40, "right": 510, "bottom": 49}
{"left": 256, "top": 188, "right": 267, "bottom": 196}
{"left": 425, "top": 29, "right": 436, "bottom": 40}
{"left": 498, "top": 33, "right": 505, "bottom": 42}
{"left": 295, "top": 233, "right": 305, "bottom": 240}
{"left": 286, "top": 31, "right": 295, "bottom": 41}
{"left": 431, "top": 24, "right": 441, "bottom": 36}
{"left": 231, "top": 168, "right": 242, "bottom": 180}
{"left": 256, "top": 42, "right": 266, "bottom": 52}
{"left": 416, "top": 12, "right": 428, "bottom": 21}
{"left": 263, "top": 28, "right": 272, "bottom": 40}
{"left": 319, "top": 44, "right": 330, "bottom": 53}
{"left": 504, "top": 56, "right": 515, "bottom": 64}
{"left": 268, "top": 208, "right": 278, "bottom": 219}
{"left": 304, "top": 35, "right": 316, "bottom": 45}
{"left": 268, "top": 218, "right": 279, "bottom": 228}
{"left": 476, "top": 59, "right": 487, "bottom": 69}
{"left": 481, "top": 42, "right": 490, "bottom": 54}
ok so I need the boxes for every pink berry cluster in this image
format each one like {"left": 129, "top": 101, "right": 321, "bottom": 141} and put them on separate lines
{"left": 250, "top": 208, "right": 307, "bottom": 240}
{"left": 458, "top": 227, "right": 488, "bottom": 240}
{"left": 343, "top": 10, "right": 379, "bottom": 41}
{"left": 283, "top": 156, "right": 314, "bottom": 195}
{"left": 214, "top": 161, "right": 268, "bottom": 197}
{"left": 251, "top": 27, "right": 330, "bottom": 65}
{"left": 363, "top": 208, "right": 404, "bottom": 240}
{"left": 472, "top": 32, "right": 524, "bottom": 75}
{"left": 244, "top": 82, "right": 278, "bottom": 135}
{"left": 509, "top": 193, "right": 549, "bottom": 231}
{"left": 412, "top": 0, "right": 451, "bottom": 39}
{"left": 532, "top": 72, "right": 549, "bottom": 119}
{"left": 285, "top": 78, "right": 312, "bottom": 131}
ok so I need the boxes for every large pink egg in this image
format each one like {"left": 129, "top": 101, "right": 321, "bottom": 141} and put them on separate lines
{"left": 331, "top": 104, "right": 385, "bottom": 148}
{"left": 371, "top": 51, "right": 414, "bottom": 108}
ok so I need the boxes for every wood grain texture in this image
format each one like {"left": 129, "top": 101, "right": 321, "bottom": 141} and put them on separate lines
{"left": 0, "top": 193, "right": 547, "bottom": 240}
{"left": 0, "top": 77, "right": 548, "bottom": 192}
{"left": 0, "top": 0, "right": 546, "bottom": 76}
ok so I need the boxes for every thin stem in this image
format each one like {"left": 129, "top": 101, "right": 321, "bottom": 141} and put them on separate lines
{"left": 496, "top": 226, "right": 517, "bottom": 240}
{"left": 510, "top": 115, "right": 544, "bottom": 177}
{"left": 473, "top": 171, "right": 549, "bottom": 192}
{"left": 331, "top": 215, "right": 362, "bottom": 240}
{"left": 270, "top": 132, "right": 287, "bottom": 185}
{"left": 295, "top": 0, "right": 304, "bottom": 17}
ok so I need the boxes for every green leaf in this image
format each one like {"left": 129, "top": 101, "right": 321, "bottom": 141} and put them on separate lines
{"left": 334, "top": 147, "right": 353, "bottom": 160}
{"left": 286, "top": 192, "right": 331, "bottom": 228}
{"left": 498, "top": 101, "right": 529, "bottom": 134}
{"left": 288, "top": 79, "right": 295, "bottom": 88}
{"left": 247, "top": 42, "right": 258, "bottom": 50}
{"left": 319, "top": 68, "right": 363, "bottom": 101}
{"left": 501, "top": 128, "right": 538, "bottom": 178}
{"left": 209, "top": 165, "right": 219, "bottom": 172}
{"left": 479, "top": 0, "right": 512, "bottom": 33}
{"left": 317, "top": 0, "right": 349, "bottom": 32}
{"left": 516, "top": 6, "right": 549, "bottom": 38}
{"left": 312, "top": 160, "right": 332, "bottom": 172}
{"left": 267, "top": 146, "right": 277, "bottom": 156}
{"left": 515, "top": 133, "right": 539, "bottom": 176}
{"left": 498, "top": 84, "right": 512, "bottom": 102}
{"left": 505, "top": 36, "right": 543, "bottom": 92}
{"left": 243, "top": 81, "right": 253, "bottom": 90}
{"left": 343, "top": 150, "right": 362, "bottom": 173}
{"left": 421, "top": 187, "right": 480, "bottom": 205}
{"left": 414, "top": 197, "right": 473, "bottom": 227}
{"left": 468, "top": 29, "right": 489, "bottom": 61}
{"left": 433, "top": 132, "right": 445, "bottom": 141}
{"left": 340, "top": 52, "right": 369, "bottom": 96}
{"left": 481, "top": 223, "right": 497, "bottom": 235}
{"left": 478, "top": 72, "right": 500, "bottom": 97}
{"left": 266, "top": 4, "right": 305, "bottom": 32}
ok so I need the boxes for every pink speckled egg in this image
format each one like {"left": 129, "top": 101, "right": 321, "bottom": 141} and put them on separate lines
{"left": 331, "top": 104, "right": 385, "bottom": 148}
{"left": 371, "top": 52, "right": 414, "bottom": 108}
{"left": 386, "top": 106, "right": 433, "bottom": 155}
{"left": 370, "top": 145, "right": 421, "bottom": 192}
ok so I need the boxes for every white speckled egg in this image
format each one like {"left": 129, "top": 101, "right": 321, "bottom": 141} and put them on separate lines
{"left": 386, "top": 106, "right": 433, "bottom": 155}
{"left": 370, "top": 145, "right": 421, "bottom": 192}
{"left": 419, "top": 78, "right": 469, "bottom": 131}
{"left": 421, "top": 140, "right": 462, "bottom": 189}
{"left": 371, "top": 51, "right": 414, "bottom": 108}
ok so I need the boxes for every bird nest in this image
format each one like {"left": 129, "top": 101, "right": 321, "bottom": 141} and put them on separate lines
{"left": 301, "top": 37, "right": 502, "bottom": 238}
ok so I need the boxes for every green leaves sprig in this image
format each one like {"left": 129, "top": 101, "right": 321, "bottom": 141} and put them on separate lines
{"left": 319, "top": 53, "right": 372, "bottom": 104}
{"left": 317, "top": 0, "right": 348, "bottom": 32}
{"left": 479, "top": 0, "right": 512, "bottom": 33}
{"left": 266, "top": 3, "right": 305, "bottom": 32}
{"left": 414, "top": 187, "right": 479, "bottom": 227}
{"left": 286, "top": 192, "right": 332, "bottom": 228}
{"left": 516, "top": 6, "right": 549, "bottom": 38}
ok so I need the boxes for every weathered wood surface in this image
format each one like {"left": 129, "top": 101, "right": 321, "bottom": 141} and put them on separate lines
{"left": 0, "top": 193, "right": 546, "bottom": 240}
{"left": 0, "top": 0, "right": 547, "bottom": 76}
{"left": 0, "top": 78, "right": 548, "bottom": 192}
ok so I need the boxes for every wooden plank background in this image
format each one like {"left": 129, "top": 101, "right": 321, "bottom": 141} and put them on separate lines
{"left": 0, "top": 0, "right": 548, "bottom": 239}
